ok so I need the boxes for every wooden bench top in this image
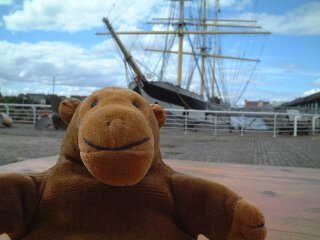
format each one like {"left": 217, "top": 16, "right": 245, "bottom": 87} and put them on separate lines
{"left": 1, "top": 157, "right": 319, "bottom": 240}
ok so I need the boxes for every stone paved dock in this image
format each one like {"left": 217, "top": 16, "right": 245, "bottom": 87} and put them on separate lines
{"left": 160, "top": 128, "right": 320, "bottom": 168}
{"left": 1, "top": 124, "right": 320, "bottom": 168}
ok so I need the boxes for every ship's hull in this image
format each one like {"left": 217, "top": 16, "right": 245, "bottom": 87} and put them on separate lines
{"left": 129, "top": 81, "right": 209, "bottom": 110}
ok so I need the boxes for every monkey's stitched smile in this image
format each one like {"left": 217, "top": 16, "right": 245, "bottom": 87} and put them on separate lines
{"left": 84, "top": 137, "right": 150, "bottom": 151}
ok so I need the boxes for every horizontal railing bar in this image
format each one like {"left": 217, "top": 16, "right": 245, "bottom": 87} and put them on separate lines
{"left": 165, "top": 108, "right": 319, "bottom": 117}
{"left": 0, "top": 104, "right": 319, "bottom": 136}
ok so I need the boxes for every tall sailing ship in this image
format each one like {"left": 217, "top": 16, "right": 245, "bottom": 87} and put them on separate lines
{"left": 97, "top": 0, "right": 270, "bottom": 110}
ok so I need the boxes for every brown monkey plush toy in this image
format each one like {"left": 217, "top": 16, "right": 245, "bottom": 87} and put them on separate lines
{"left": 0, "top": 87, "right": 266, "bottom": 240}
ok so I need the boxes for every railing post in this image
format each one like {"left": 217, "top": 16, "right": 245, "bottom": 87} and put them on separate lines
{"left": 5, "top": 105, "right": 9, "bottom": 116}
{"left": 312, "top": 116, "right": 319, "bottom": 135}
{"left": 240, "top": 113, "right": 244, "bottom": 136}
{"left": 273, "top": 114, "right": 277, "bottom": 138}
{"left": 214, "top": 115, "right": 217, "bottom": 135}
{"left": 293, "top": 115, "right": 300, "bottom": 137}
{"left": 32, "top": 106, "right": 36, "bottom": 125}
{"left": 184, "top": 111, "right": 188, "bottom": 134}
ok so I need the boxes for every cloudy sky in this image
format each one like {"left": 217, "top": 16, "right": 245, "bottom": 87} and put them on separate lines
{"left": 0, "top": 0, "right": 319, "bottom": 105}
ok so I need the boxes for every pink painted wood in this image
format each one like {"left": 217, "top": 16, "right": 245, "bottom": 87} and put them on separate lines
{"left": 1, "top": 157, "right": 319, "bottom": 240}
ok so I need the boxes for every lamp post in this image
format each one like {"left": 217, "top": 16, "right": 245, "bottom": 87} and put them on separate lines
{"left": 53, "top": 76, "right": 55, "bottom": 95}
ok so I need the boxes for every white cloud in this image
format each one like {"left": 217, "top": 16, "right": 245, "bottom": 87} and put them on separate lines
{"left": 2, "top": 0, "right": 257, "bottom": 33}
{"left": 240, "top": 2, "right": 320, "bottom": 36}
{"left": 3, "top": 0, "right": 109, "bottom": 32}
{"left": 0, "top": 0, "right": 13, "bottom": 6}
{"left": 219, "top": 0, "right": 252, "bottom": 10}
{"left": 3, "top": 0, "right": 157, "bottom": 33}
{"left": 315, "top": 78, "right": 320, "bottom": 86}
{"left": 0, "top": 41, "right": 127, "bottom": 96}
{"left": 303, "top": 89, "right": 320, "bottom": 96}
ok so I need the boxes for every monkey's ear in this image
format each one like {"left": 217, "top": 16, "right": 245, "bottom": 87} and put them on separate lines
{"left": 59, "top": 98, "right": 81, "bottom": 123}
{"left": 150, "top": 104, "right": 166, "bottom": 128}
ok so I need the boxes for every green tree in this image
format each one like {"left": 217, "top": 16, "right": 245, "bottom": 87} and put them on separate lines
{"left": 2, "top": 95, "right": 37, "bottom": 104}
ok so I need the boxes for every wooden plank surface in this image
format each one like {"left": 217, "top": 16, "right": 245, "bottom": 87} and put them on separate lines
{"left": 167, "top": 160, "right": 320, "bottom": 240}
{"left": 1, "top": 157, "right": 320, "bottom": 240}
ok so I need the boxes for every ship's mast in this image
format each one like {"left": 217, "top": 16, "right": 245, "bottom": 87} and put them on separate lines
{"left": 102, "top": 18, "right": 147, "bottom": 84}
{"left": 97, "top": 0, "right": 270, "bottom": 100}
{"left": 200, "top": 0, "right": 207, "bottom": 96}
{"left": 177, "top": 0, "right": 185, "bottom": 87}
{"left": 211, "top": 0, "right": 219, "bottom": 99}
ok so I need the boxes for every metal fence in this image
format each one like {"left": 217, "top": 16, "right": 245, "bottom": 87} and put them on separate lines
{"left": 1, "top": 103, "right": 319, "bottom": 137}
{"left": 164, "top": 109, "right": 320, "bottom": 137}
{"left": 0, "top": 103, "right": 52, "bottom": 125}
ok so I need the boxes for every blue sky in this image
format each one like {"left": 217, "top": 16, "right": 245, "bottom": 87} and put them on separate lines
{"left": 0, "top": 0, "right": 320, "bottom": 105}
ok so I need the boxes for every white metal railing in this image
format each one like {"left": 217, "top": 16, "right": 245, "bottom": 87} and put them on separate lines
{"left": 163, "top": 109, "right": 320, "bottom": 137}
{"left": 1, "top": 104, "right": 319, "bottom": 137}
{"left": 0, "top": 103, "right": 52, "bottom": 125}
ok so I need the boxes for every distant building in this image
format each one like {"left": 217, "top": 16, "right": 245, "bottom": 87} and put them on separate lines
{"left": 244, "top": 100, "right": 271, "bottom": 110}
{"left": 25, "top": 93, "right": 47, "bottom": 104}
{"left": 280, "top": 91, "right": 320, "bottom": 114}
{"left": 270, "top": 101, "right": 285, "bottom": 107}
{"left": 70, "top": 95, "right": 87, "bottom": 101}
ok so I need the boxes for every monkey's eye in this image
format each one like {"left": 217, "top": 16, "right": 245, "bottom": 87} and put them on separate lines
{"left": 91, "top": 99, "right": 98, "bottom": 107}
{"left": 132, "top": 101, "right": 140, "bottom": 109}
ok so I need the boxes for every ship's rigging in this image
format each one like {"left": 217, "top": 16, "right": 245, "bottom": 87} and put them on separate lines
{"left": 97, "top": 0, "right": 270, "bottom": 107}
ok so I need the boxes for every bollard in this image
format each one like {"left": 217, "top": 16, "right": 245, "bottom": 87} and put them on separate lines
{"left": 0, "top": 113, "right": 13, "bottom": 127}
